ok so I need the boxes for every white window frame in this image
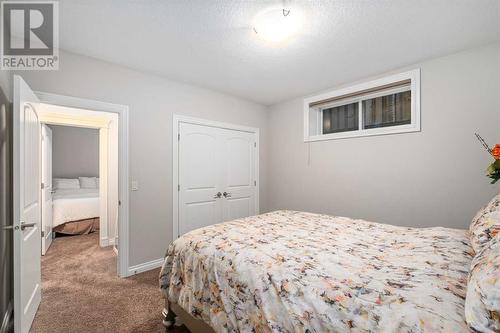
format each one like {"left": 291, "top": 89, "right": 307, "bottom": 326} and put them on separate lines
{"left": 304, "top": 69, "right": 420, "bottom": 142}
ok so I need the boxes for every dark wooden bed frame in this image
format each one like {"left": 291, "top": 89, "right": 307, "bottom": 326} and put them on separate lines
{"left": 162, "top": 299, "right": 215, "bottom": 333}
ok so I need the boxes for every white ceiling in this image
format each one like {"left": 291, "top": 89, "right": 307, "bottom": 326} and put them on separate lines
{"left": 59, "top": 0, "right": 500, "bottom": 105}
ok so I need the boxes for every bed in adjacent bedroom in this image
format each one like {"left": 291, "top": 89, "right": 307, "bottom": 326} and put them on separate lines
{"left": 52, "top": 178, "right": 100, "bottom": 235}
{"left": 160, "top": 195, "right": 500, "bottom": 333}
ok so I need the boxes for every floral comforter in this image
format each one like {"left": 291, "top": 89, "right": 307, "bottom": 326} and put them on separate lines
{"left": 160, "top": 211, "right": 473, "bottom": 332}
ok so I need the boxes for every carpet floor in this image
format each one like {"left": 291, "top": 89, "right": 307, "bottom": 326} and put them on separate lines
{"left": 30, "top": 232, "right": 189, "bottom": 333}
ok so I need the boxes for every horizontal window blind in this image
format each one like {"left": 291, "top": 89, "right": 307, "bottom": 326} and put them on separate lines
{"left": 310, "top": 79, "right": 411, "bottom": 109}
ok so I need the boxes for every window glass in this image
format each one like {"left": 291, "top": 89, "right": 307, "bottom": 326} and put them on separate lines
{"left": 362, "top": 90, "right": 411, "bottom": 129}
{"left": 322, "top": 102, "right": 358, "bottom": 134}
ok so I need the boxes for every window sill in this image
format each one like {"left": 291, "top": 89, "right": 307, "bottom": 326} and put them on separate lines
{"left": 304, "top": 123, "right": 421, "bottom": 142}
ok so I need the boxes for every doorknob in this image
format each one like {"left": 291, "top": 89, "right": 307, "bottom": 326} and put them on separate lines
{"left": 223, "top": 192, "right": 232, "bottom": 198}
{"left": 213, "top": 192, "right": 222, "bottom": 199}
{"left": 20, "top": 222, "right": 36, "bottom": 231}
{"left": 2, "top": 222, "right": 35, "bottom": 231}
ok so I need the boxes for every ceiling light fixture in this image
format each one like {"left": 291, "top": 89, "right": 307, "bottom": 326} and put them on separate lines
{"left": 253, "top": 6, "right": 302, "bottom": 43}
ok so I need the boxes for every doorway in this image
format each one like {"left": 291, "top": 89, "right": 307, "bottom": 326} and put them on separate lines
{"left": 38, "top": 107, "right": 119, "bottom": 253}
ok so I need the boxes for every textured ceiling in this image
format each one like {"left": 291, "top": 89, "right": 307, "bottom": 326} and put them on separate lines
{"left": 58, "top": 0, "right": 500, "bottom": 105}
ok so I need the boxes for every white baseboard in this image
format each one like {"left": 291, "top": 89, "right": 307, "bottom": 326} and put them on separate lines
{"left": 128, "top": 258, "right": 164, "bottom": 276}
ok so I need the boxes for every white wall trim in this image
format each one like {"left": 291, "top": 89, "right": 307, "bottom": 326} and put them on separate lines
{"left": 99, "top": 127, "right": 108, "bottom": 246}
{"left": 127, "top": 258, "right": 164, "bottom": 276}
{"left": 35, "top": 91, "right": 131, "bottom": 277}
{"left": 37, "top": 112, "right": 110, "bottom": 128}
{"left": 172, "top": 114, "right": 260, "bottom": 241}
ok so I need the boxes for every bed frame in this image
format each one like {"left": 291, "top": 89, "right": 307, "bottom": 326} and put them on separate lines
{"left": 162, "top": 300, "right": 215, "bottom": 333}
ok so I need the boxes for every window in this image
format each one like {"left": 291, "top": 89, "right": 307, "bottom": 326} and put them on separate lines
{"left": 304, "top": 69, "right": 420, "bottom": 141}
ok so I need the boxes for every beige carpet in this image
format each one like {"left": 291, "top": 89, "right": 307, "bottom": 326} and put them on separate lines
{"left": 30, "top": 233, "right": 189, "bottom": 333}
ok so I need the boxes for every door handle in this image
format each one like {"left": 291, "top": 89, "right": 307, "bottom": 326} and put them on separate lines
{"left": 213, "top": 192, "right": 222, "bottom": 199}
{"left": 223, "top": 192, "right": 232, "bottom": 198}
{"left": 20, "top": 222, "right": 36, "bottom": 231}
{"left": 50, "top": 190, "right": 56, "bottom": 194}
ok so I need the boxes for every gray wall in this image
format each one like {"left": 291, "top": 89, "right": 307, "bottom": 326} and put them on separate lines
{"left": 13, "top": 50, "right": 269, "bottom": 267}
{"left": 266, "top": 43, "right": 500, "bottom": 229}
{"left": 50, "top": 125, "right": 99, "bottom": 178}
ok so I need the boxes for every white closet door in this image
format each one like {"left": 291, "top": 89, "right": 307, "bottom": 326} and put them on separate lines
{"left": 221, "top": 129, "right": 256, "bottom": 222}
{"left": 178, "top": 123, "right": 223, "bottom": 235}
{"left": 178, "top": 121, "right": 258, "bottom": 236}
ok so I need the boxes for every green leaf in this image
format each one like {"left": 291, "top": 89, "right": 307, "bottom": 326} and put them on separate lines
{"left": 487, "top": 164, "right": 496, "bottom": 174}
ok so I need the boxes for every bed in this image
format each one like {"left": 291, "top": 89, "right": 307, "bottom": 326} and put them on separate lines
{"left": 52, "top": 188, "right": 100, "bottom": 235}
{"left": 160, "top": 210, "right": 479, "bottom": 332}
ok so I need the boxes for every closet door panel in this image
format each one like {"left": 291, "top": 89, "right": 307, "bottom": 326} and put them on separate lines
{"left": 178, "top": 123, "right": 222, "bottom": 235}
{"left": 224, "top": 196, "right": 252, "bottom": 222}
{"left": 226, "top": 136, "right": 251, "bottom": 187}
{"left": 221, "top": 129, "right": 256, "bottom": 222}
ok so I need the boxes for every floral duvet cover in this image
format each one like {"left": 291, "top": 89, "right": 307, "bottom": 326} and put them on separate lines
{"left": 160, "top": 211, "right": 473, "bottom": 333}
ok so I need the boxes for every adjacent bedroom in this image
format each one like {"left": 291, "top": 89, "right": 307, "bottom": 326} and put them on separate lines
{"left": 47, "top": 125, "right": 101, "bottom": 243}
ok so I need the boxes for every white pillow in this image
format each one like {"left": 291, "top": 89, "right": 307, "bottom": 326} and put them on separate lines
{"left": 53, "top": 178, "right": 80, "bottom": 190}
{"left": 79, "top": 177, "right": 98, "bottom": 189}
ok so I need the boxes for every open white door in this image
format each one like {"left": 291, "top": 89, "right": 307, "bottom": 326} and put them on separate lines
{"left": 41, "top": 124, "right": 53, "bottom": 255}
{"left": 13, "top": 75, "right": 42, "bottom": 333}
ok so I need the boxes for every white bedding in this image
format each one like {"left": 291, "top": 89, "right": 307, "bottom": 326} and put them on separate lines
{"left": 52, "top": 189, "right": 100, "bottom": 227}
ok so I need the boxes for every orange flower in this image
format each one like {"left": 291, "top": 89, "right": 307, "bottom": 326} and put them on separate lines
{"left": 492, "top": 144, "right": 500, "bottom": 160}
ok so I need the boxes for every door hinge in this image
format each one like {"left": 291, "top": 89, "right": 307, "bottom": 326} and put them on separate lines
{"left": 41, "top": 230, "right": 45, "bottom": 237}
{"left": 118, "top": 200, "right": 121, "bottom": 206}
{"left": 254, "top": 142, "right": 256, "bottom": 148}
{"left": 41, "top": 182, "right": 45, "bottom": 189}
{"left": 254, "top": 180, "right": 256, "bottom": 186}
{"left": 178, "top": 133, "right": 180, "bottom": 141}
{"left": 178, "top": 184, "right": 180, "bottom": 191}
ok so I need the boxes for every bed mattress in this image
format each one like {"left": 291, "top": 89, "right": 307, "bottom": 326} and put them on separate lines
{"left": 160, "top": 210, "right": 473, "bottom": 333}
{"left": 52, "top": 188, "right": 100, "bottom": 227}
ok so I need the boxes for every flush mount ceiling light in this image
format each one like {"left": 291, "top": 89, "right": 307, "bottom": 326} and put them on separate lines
{"left": 253, "top": 7, "right": 302, "bottom": 43}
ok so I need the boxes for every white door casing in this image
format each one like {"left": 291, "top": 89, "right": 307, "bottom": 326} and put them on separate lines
{"left": 41, "top": 124, "right": 53, "bottom": 255}
{"left": 13, "top": 75, "right": 42, "bottom": 333}
{"left": 175, "top": 116, "right": 259, "bottom": 238}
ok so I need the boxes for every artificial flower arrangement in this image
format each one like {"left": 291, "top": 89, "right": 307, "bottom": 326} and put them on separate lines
{"left": 475, "top": 133, "right": 500, "bottom": 184}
